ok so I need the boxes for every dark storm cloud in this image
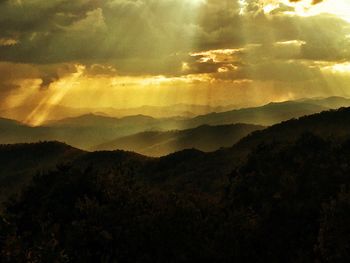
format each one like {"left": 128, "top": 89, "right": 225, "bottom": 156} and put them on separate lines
{"left": 0, "top": 62, "right": 38, "bottom": 98}
{"left": 0, "top": 0, "right": 100, "bottom": 32}
{"left": 0, "top": 62, "right": 78, "bottom": 97}
{"left": 0, "top": 0, "right": 259, "bottom": 68}
{"left": 0, "top": 0, "right": 349, "bottom": 86}
{"left": 38, "top": 64, "right": 78, "bottom": 89}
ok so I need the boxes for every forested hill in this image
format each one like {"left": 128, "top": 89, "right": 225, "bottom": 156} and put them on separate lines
{"left": 2, "top": 108, "right": 350, "bottom": 261}
{"left": 233, "top": 106, "right": 350, "bottom": 153}
{"left": 0, "top": 141, "right": 84, "bottom": 202}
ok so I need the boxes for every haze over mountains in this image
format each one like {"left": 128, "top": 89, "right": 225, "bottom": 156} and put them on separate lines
{"left": 2, "top": 106, "right": 350, "bottom": 202}
{"left": 0, "top": 96, "right": 349, "bottom": 154}
{"left": 2, "top": 96, "right": 350, "bottom": 124}
{"left": 0, "top": 103, "right": 235, "bottom": 123}
{"left": 93, "top": 124, "right": 264, "bottom": 156}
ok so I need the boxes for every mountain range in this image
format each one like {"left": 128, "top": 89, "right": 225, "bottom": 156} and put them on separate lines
{"left": 0, "top": 103, "right": 236, "bottom": 122}
{"left": 0, "top": 96, "right": 350, "bottom": 152}
{"left": 92, "top": 124, "right": 264, "bottom": 156}
{"left": 2, "top": 106, "right": 350, "bottom": 202}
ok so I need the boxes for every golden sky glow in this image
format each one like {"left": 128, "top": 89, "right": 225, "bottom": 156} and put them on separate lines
{"left": 0, "top": 0, "right": 349, "bottom": 125}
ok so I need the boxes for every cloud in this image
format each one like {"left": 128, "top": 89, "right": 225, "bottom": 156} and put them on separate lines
{"left": 0, "top": 62, "right": 79, "bottom": 100}
{"left": 0, "top": 63, "right": 39, "bottom": 94}
{"left": 289, "top": 0, "right": 323, "bottom": 4}
{"left": 0, "top": 0, "right": 348, "bottom": 69}
{"left": 0, "top": 0, "right": 349, "bottom": 108}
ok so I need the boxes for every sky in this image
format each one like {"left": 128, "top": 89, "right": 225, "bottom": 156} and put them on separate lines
{"left": 1, "top": 0, "right": 350, "bottom": 125}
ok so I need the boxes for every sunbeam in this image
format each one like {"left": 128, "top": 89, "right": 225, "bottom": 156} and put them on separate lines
{"left": 0, "top": 0, "right": 349, "bottom": 123}
{"left": 24, "top": 65, "right": 85, "bottom": 126}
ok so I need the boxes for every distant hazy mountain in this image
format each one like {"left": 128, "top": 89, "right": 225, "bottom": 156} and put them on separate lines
{"left": 41, "top": 114, "right": 177, "bottom": 149}
{"left": 93, "top": 124, "right": 264, "bottom": 156}
{"left": 0, "top": 114, "right": 170, "bottom": 149}
{"left": 1, "top": 97, "right": 349, "bottom": 150}
{"left": 37, "top": 97, "right": 330, "bottom": 150}
{"left": 0, "top": 103, "right": 234, "bottom": 122}
{"left": 183, "top": 101, "right": 329, "bottom": 127}
{"left": 104, "top": 104, "right": 235, "bottom": 118}
{"left": 0, "top": 104, "right": 93, "bottom": 123}
{"left": 298, "top": 96, "right": 350, "bottom": 109}
{"left": 4, "top": 96, "right": 347, "bottom": 123}
{"left": 45, "top": 113, "right": 157, "bottom": 128}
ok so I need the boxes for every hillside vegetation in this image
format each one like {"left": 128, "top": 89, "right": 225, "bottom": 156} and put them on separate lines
{"left": 1, "top": 108, "right": 350, "bottom": 261}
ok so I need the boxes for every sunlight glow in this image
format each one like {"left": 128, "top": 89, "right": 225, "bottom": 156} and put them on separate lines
{"left": 274, "top": 40, "right": 306, "bottom": 47}
{"left": 323, "top": 62, "right": 350, "bottom": 74}
{"left": 239, "top": 0, "right": 248, "bottom": 15}
{"left": 259, "top": 0, "right": 350, "bottom": 22}
{"left": 24, "top": 65, "right": 85, "bottom": 126}
{"left": 0, "top": 38, "right": 18, "bottom": 46}
{"left": 190, "top": 48, "right": 245, "bottom": 63}
{"left": 263, "top": 3, "right": 279, "bottom": 14}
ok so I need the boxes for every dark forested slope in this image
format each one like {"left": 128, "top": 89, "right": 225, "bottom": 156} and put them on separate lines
{"left": 0, "top": 142, "right": 84, "bottom": 202}
{"left": 2, "top": 132, "right": 350, "bottom": 262}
